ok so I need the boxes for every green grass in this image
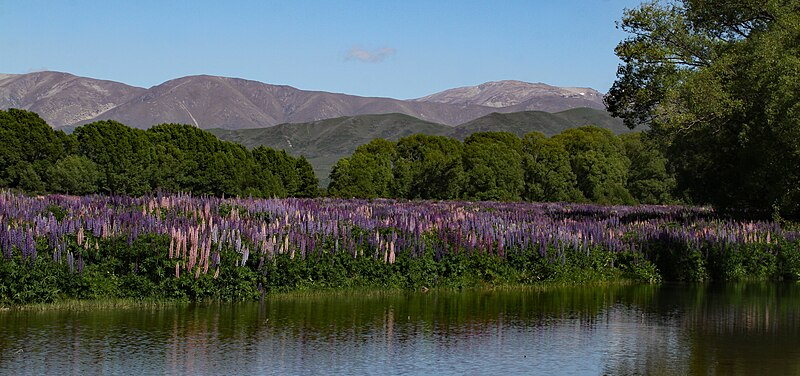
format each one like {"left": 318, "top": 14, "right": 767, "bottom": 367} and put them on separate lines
{"left": 4, "top": 297, "right": 188, "bottom": 311}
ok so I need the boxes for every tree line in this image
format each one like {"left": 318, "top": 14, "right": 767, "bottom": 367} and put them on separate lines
{"left": 327, "top": 127, "right": 675, "bottom": 205}
{"left": 0, "top": 109, "right": 318, "bottom": 197}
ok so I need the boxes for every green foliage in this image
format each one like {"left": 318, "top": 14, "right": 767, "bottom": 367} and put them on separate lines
{"left": 47, "top": 155, "right": 101, "bottom": 195}
{"left": 0, "top": 113, "right": 320, "bottom": 199}
{"left": 209, "top": 109, "right": 629, "bottom": 187}
{"left": 295, "top": 156, "right": 319, "bottom": 198}
{"left": 327, "top": 127, "right": 672, "bottom": 205}
{"left": 553, "top": 126, "right": 635, "bottom": 204}
{"left": 74, "top": 120, "right": 153, "bottom": 195}
{"left": 147, "top": 123, "right": 224, "bottom": 195}
{"left": 4, "top": 229, "right": 800, "bottom": 305}
{"left": 606, "top": 0, "right": 800, "bottom": 218}
{"left": 46, "top": 205, "right": 68, "bottom": 221}
{"left": 462, "top": 132, "right": 524, "bottom": 201}
{"left": 252, "top": 147, "right": 301, "bottom": 197}
{"left": 706, "top": 244, "right": 778, "bottom": 281}
{"left": 17, "top": 163, "right": 46, "bottom": 194}
{"left": 521, "top": 132, "right": 584, "bottom": 202}
{"left": 328, "top": 154, "right": 392, "bottom": 198}
{"left": 640, "top": 237, "right": 712, "bottom": 282}
{"left": 0, "top": 254, "right": 85, "bottom": 305}
{"left": 394, "top": 134, "right": 464, "bottom": 200}
{"left": 621, "top": 257, "right": 662, "bottom": 284}
{"left": 776, "top": 240, "right": 800, "bottom": 280}
{"left": 620, "top": 132, "right": 676, "bottom": 204}
{"left": 328, "top": 139, "right": 395, "bottom": 198}
{"left": 0, "top": 109, "right": 66, "bottom": 192}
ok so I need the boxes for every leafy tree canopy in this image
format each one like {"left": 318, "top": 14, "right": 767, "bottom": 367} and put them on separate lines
{"left": 605, "top": 0, "right": 800, "bottom": 217}
{"left": 462, "top": 132, "right": 524, "bottom": 201}
{"left": 0, "top": 109, "right": 66, "bottom": 191}
{"left": 521, "top": 132, "right": 584, "bottom": 203}
{"left": 553, "top": 126, "right": 635, "bottom": 205}
{"left": 0, "top": 110, "right": 319, "bottom": 199}
{"left": 394, "top": 134, "right": 464, "bottom": 200}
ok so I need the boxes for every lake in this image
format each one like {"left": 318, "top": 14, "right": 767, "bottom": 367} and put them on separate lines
{"left": 2, "top": 283, "right": 799, "bottom": 375}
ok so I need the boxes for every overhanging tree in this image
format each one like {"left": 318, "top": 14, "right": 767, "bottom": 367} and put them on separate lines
{"left": 605, "top": 0, "right": 800, "bottom": 217}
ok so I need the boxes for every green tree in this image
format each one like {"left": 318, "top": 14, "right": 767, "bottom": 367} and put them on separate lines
{"left": 295, "top": 156, "right": 319, "bottom": 198}
{"left": 327, "top": 138, "right": 396, "bottom": 198}
{"left": 47, "top": 155, "right": 101, "bottom": 195}
{"left": 605, "top": 0, "right": 800, "bottom": 217}
{"left": 220, "top": 144, "right": 253, "bottom": 197}
{"left": 147, "top": 123, "right": 213, "bottom": 194}
{"left": 253, "top": 147, "right": 300, "bottom": 197}
{"left": 462, "top": 132, "right": 525, "bottom": 201}
{"left": 147, "top": 123, "right": 301, "bottom": 198}
{"left": 328, "top": 155, "right": 381, "bottom": 198}
{"left": 620, "top": 132, "right": 676, "bottom": 204}
{"left": 16, "top": 163, "right": 46, "bottom": 193}
{"left": 394, "top": 134, "right": 464, "bottom": 200}
{"left": 521, "top": 132, "right": 584, "bottom": 202}
{"left": 0, "top": 109, "right": 65, "bottom": 191}
{"left": 354, "top": 139, "right": 399, "bottom": 198}
{"left": 74, "top": 121, "right": 153, "bottom": 195}
{"left": 147, "top": 142, "right": 191, "bottom": 194}
{"left": 553, "top": 126, "right": 634, "bottom": 204}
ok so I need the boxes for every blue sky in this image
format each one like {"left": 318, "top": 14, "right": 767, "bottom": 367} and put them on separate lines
{"left": 0, "top": 0, "right": 642, "bottom": 99}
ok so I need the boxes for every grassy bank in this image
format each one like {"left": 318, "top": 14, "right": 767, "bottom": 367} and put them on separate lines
{"left": 2, "top": 232, "right": 799, "bottom": 307}
{"left": 0, "top": 234, "right": 646, "bottom": 306}
{"left": 2, "top": 192, "right": 800, "bottom": 306}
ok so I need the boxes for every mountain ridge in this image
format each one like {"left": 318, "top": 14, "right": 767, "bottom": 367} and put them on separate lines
{"left": 0, "top": 71, "right": 146, "bottom": 128}
{"left": 1, "top": 71, "right": 609, "bottom": 130}
{"left": 414, "top": 80, "right": 605, "bottom": 111}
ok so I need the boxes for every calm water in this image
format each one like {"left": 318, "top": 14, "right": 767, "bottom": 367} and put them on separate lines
{"left": 2, "top": 284, "right": 799, "bottom": 375}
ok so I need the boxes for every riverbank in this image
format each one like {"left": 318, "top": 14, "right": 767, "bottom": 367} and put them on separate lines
{"left": 2, "top": 192, "right": 799, "bottom": 306}
{"left": 0, "top": 240, "right": 650, "bottom": 307}
{"left": 6, "top": 281, "right": 650, "bottom": 311}
{"left": 2, "top": 235, "right": 798, "bottom": 307}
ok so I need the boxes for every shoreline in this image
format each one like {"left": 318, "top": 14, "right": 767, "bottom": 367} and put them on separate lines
{"left": 8, "top": 280, "right": 798, "bottom": 311}
{"left": 2, "top": 192, "right": 799, "bottom": 307}
{"left": 0, "top": 280, "right": 652, "bottom": 311}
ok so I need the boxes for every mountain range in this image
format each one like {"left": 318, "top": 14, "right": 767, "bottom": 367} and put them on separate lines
{"left": 0, "top": 71, "right": 606, "bottom": 130}
{"left": 0, "top": 71, "right": 628, "bottom": 185}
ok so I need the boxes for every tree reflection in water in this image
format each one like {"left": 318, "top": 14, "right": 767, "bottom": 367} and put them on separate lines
{"left": 2, "top": 284, "right": 799, "bottom": 375}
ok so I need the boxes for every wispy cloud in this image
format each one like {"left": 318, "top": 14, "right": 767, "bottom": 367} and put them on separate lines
{"left": 345, "top": 46, "right": 396, "bottom": 63}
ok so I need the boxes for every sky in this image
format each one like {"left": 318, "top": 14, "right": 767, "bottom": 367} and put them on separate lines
{"left": 0, "top": 0, "right": 643, "bottom": 99}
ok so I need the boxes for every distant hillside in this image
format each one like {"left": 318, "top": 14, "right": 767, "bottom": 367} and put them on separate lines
{"left": 210, "top": 108, "right": 628, "bottom": 185}
{"left": 414, "top": 80, "right": 605, "bottom": 112}
{"left": 210, "top": 114, "right": 451, "bottom": 183}
{"left": 0, "top": 71, "right": 146, "bottom": 128}
{"left": 82, "top": 75, "right": 502, "bottom": 129}
{"left": 1, "top": 71, "right": 611, "bottom": 130}
{"left": 450, "top": 108, "right": 630, "bottom": 140}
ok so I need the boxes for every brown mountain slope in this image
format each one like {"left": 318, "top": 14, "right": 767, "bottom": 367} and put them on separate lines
{"left": 414, "top": 80, "right": 605, "bottom": 112}
{"left": 1, "top": 72, "right": 611, "bottom": 130}
{"left": 86, "top": 75, "right": 504, "bottom": 129}
{"left": 0, "top": 71, "right": 146, "bottom": 127}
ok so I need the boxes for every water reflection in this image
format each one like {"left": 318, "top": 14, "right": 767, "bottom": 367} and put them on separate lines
{"left": 1, "top": 284, "right": 799, "bottom": 375}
